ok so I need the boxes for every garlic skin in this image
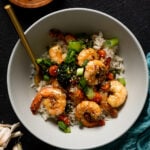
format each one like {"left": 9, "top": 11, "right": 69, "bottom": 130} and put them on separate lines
{"left": 12, "top": 143, "right": 23, "bottom": 150}
{"left": 0, "top": 123, "right": 22, "bottom": 150}
{"left": 0, "top": 127, "right": 11, "bottom": 146}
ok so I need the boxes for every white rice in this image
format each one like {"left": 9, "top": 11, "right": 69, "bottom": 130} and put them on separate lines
{"left": 93, "top": 32, "right": 125, "bottom": 76}
{"left": 30, "top": 31, "right": 126, "bottom": 126}
{"left": 92, "top": 32, "right": 105, "bottom": 50}
{"left": 111, "top": 55, "right": 125, "bottom": 71}
{"left": 38, "top": 104, "right": 50, "bottom": 120}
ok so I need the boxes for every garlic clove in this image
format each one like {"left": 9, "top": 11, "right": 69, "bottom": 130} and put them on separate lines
{"left": 0, "top": 128, "right": 11, "bottom": 146}
{"left": 12, "top": 143, "right": 23, "bottom": 150}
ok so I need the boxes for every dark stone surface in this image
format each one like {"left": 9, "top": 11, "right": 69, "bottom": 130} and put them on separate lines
{"left": 0, "top": 0, "right": 149, "bottom": 149}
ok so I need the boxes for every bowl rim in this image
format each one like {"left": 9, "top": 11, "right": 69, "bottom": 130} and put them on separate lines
{"left": 7, "top": 7, "right": 149, "bottom": 149}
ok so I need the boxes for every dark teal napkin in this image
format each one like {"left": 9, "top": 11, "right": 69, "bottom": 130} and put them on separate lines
{"left": 97, "top": 53, "right": 150, "bottom": 150}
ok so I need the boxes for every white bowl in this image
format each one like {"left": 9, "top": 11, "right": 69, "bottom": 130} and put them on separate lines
{"left": 7, "top": 8, "right": 149, "bottom": 149}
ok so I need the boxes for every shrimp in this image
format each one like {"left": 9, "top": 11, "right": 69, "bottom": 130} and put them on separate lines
{"left": 30, "top": 86, "right": 66, "bottom": 116}
{"left": 75, "top": 101, "right": 103, "bottom": 127}
{"left": 49, "top": 45, "right": 66, "bottom": 64}
{"left": 77, "top": 48, "right": 99, "bottom": 66}
{"left": 100, "top": 96, "right": 118, "bottom": 118}
{"left": 68, "top": 86, "right": 85, "bottom": 105}
{"left": 50, "top": 78, "right": 61, "bottom": 89}
{"left": 107, "top": 80, "right": 127, "bottom": 108}
{"left": 84, "top": 60, "right": 106, "bottom": 85}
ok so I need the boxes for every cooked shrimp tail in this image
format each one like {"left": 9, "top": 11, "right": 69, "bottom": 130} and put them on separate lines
{"left": 30, "top": 92, "right": 42, "bottom": 114}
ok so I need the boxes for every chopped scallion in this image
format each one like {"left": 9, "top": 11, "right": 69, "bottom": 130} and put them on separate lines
{"left": 82, "top": 59, "right": 89, "bottom": 67}
{"left": 58, "top": 121, "right": 71, "bottom": 133}
{"left": 104, "top": 38, "right": 119, "bottom": 48}
{"left": 43, "top": 74, "right": 50, "bottom": 81}
{"left": 76, "top": 68, "right": 84, "bottom": 76}
{"left": 118, "top": 78, "right": 126, "bottom": 86}
{"left": 85, "top": 87, "right": 95, "bottom": 99}
{"left": 68, "top": 41, "right": 84, "bottom": 52}
{"left": 79, "top": 77, "right": 87, "bottom": 89}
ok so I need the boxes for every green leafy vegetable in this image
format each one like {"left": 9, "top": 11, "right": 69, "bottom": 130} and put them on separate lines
{"left": 58, "top": 121, "right": 71, "bottom": 133}
{"left": 79, "top": 77, "right": 87, "bottom": 90}
{"left": 75, "top": 33, "right": 93, "bottom": 48}
{"left": 43, "top": 74, "right": 50, "bottom": 81}
{"left": 118, "top": 78, "right": 126, "bottom": 86}
{"left": 64, "top": 49, "right": 76, "bottom": 64}
{"left": 36, "top": 58, "right": 52, "bottom": 70}
{"left": 81, "top": 59, "right": 89, "bottom": 67}
{"left": 104, "top": 38, "right": 119, "bottom": 48}
{"left": 76, "top": 67, "right": 84, "bottom": 76}
{"left": 57, "top": 41, "right": 81, "bottom": 87}
{"left": 68, "top": 41, "right": 84, "bottom": 52}
{"left": 79, "top": 77, "right": 95, "bottom": 99}
{"left": 36, "top": 58, "right": 52, "bottom": 80}
{"left": 85, "top": 86, "right": 95, "bottom": 99}
{"left": 57, "top": 62, "right": 77, "bottom": 87}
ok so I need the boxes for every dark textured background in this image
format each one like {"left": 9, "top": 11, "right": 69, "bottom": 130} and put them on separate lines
{"left": 0, "top": 0, "right": 150, "bottom": 149}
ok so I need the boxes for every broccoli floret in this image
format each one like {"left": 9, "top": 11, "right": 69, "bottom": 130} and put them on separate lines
{"left": 36, "top": 58, "right": 52, "bottom": 71}
{"left": 36, "top": 58, "right": 53, "bottom": 81}
{"left": 57, "top": 37, "right": 88, "bottom": 87}
{"left": 57, "top": 62, "right": 77, "bottom": 88}
{"left": 64, "top": 49, "right": 76, "bottom": 64}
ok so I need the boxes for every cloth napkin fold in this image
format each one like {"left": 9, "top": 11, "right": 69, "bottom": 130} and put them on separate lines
{"left": 98, "top": 52, "right": 150, "bottom": 150}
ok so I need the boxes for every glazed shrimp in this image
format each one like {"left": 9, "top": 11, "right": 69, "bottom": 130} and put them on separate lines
{"left": 107, "top": 80, "right": 127, "bottom": 108}
{"left": 49, "top": 45, "right": 66, "bottom": 64}
{"left": 68, "top": 86, "right": 85, "bottom": 105}
{"left": 100, "top": 97, "right": 118, "bottom": 118}
{"left": 30, "top": 86, "right": 66, "bottom": 116}
{"left": 75, "top": 101, "right": 103, "bottom": 127}
{"left": 84, "top": 60, "right": 106, "bottom": 85}
{"left": 77, "top": 48, "right": 99, "bottom": 66}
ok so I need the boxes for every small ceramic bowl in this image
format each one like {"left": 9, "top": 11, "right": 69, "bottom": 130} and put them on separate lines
{"left": 9, "top": 0, "right": 53, "bottom": 8}
{"left": 7, "top": 8, "right": 149, "bottom": 149}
